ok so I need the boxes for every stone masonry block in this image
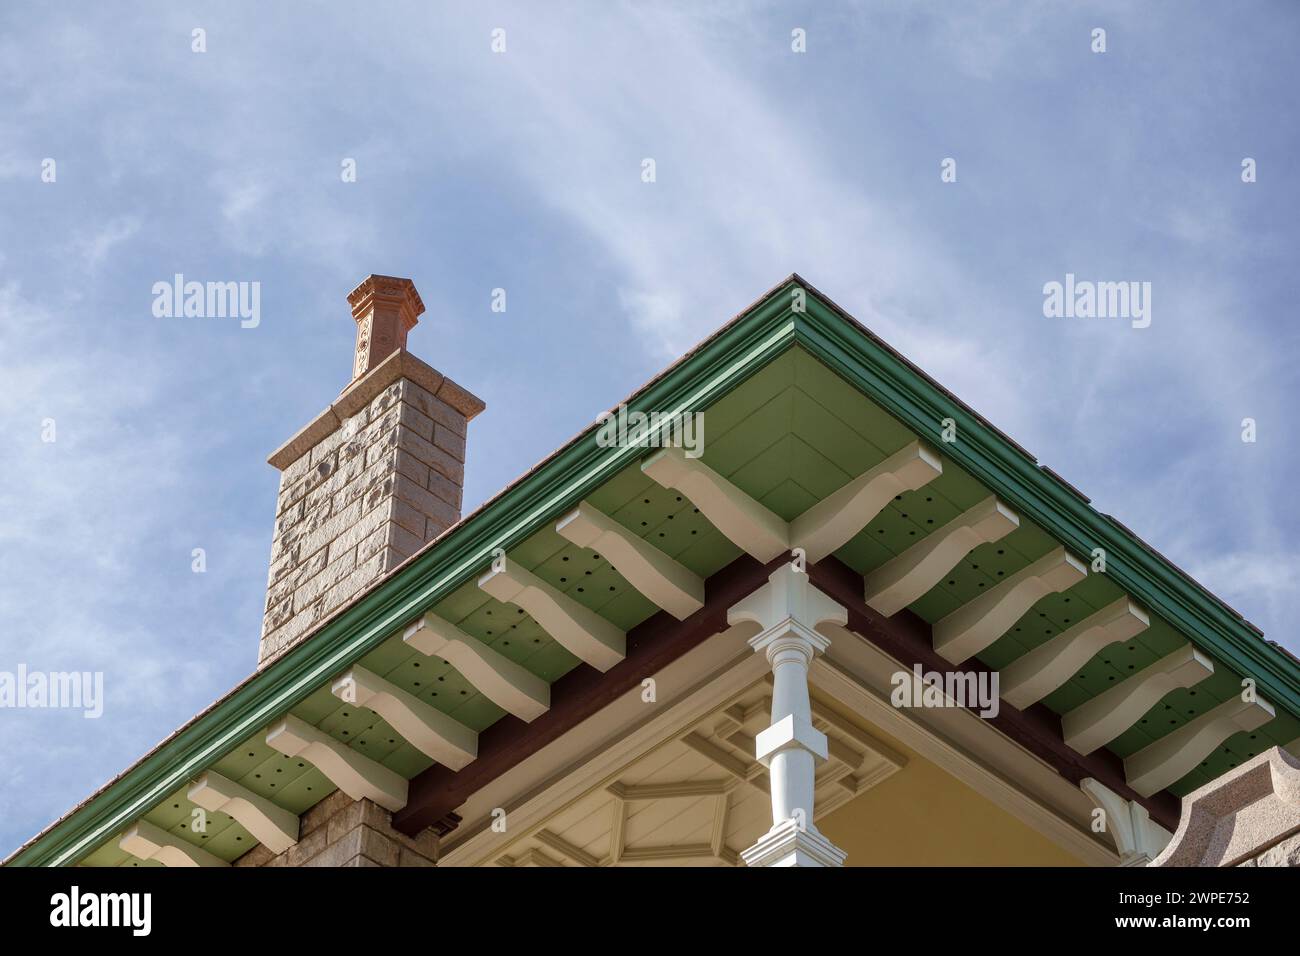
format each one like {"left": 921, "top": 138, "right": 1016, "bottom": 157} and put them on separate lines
{"left": 285, "top": 823, "right": 329, "bottom": 867}
{"left": 422, "top": 396, "right": 467, "bottom": 437}
{"left": 434, "top": 424, "right": 466, "bottom": 462}
{"left": 426, "top": 468, "right": 462, "bottom": 509}
{"left": 389, "top": 496, "right": 427, "bottom": 537}
{"left": 354, "top": 523, "right": 390, "bottom": 565}
{"left": 292, "top": 548, "right": 358, "bottom": 611}
{"left": 324, "top": 499, "right": 390, "bottom": 563}
{"left": 267, "top": 546, "right": 328, "bottom": 611}
{"left": 391, "top": 379, "right": 440, "bottom": 420}
{"left": 426, "top": 514, "right": 454, "bottom": 541}
{"left": 397, "top": 401, "right": 435, "bottom": 442}
{"left": 395, "top": 427, "right": 462, "bottom": 481}
{"left": 389, "top": 522, "right": 425, "bottom": 558}
{"left": 295, "top": 500, "right": 362, "bottom": 559}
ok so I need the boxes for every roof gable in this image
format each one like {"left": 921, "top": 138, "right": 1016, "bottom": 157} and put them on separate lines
{"left": 12, "top": 275, "right": 1299, "bottom": 867}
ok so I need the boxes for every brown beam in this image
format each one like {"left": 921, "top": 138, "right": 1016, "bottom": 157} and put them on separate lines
{"left": 391, "top": 553, "right": 782, "bottom": 837}
{"left": 807, "top": 556, "right": 1180, "bottom": 831}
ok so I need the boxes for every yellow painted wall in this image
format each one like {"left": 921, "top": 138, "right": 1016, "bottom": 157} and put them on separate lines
{"left": 819, "top": 737, "right": 1087, "bottom": 867}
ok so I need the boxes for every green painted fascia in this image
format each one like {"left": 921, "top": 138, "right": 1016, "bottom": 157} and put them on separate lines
{"left": 12, "top": 276, "right": 1298, "bottom": 866}
{"left": 8, "top": 282, "right": 799, "bottom": 868}
{"left": 791, "top": 285, "right": 1300, "bottom": 718}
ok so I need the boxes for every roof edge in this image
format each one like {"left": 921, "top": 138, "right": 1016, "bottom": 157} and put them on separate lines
{"left": 11, "top": 274, "right": 1298, "bottom": 866}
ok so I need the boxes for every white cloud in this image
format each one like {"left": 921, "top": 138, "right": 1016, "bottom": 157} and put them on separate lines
{"left": 69, "top": 215, "right": 141, "bottom": 268}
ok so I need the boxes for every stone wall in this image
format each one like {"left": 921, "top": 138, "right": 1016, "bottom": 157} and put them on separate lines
{"left": 1237, "top": 831, "right": 1300, "bottom": 867}
{"left": 1151, "top": 746, "right": 1300, "bottom": 867}
{"left": 234, "top": 790, "right": 438, "bottom": 867}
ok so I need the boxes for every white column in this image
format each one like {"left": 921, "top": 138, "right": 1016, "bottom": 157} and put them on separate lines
{"left": 730, "top": 564, "right": 848, "bottom": 867}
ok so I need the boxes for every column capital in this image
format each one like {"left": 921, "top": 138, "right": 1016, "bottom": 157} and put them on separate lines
{"left": 728, "top": 563, "right": 846, "bottom": 638}
{"left": 748, "top": 618, "right": 830, "bottom": 666}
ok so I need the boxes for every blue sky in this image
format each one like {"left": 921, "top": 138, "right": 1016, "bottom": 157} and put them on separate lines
{"left": 2, "top": 1, "right": 1297, "bottom": 856}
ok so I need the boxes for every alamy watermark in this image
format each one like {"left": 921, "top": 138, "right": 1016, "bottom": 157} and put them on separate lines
{"left": 152, "top": 273, "right": 260, "bottom": 328}
{"left": 595, "top": 403, "right": 704, "bottom": 458}
{"left": 0, "top": 665, "right": 103, "bottom": 718}
{"left": 1043, "top": 273, "right": 1150, "bottom": 329}
{"left": 890, "top": 663, "right": 999, "bottom": 719}
{"left": 50, "top": 887, "right": 150, "bottom": 936}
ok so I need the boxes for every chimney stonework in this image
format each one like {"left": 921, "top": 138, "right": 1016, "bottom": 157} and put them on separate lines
{"left": 259, "top": 276, "right": 484, "bottom": 667}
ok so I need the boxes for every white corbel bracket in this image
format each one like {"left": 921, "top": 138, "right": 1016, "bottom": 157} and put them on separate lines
{"left": 478, "top": 562, "right": 626, "bottom": 672}
{"left": 1124, "top": 695, "right": 1275, "bottom": 798}
{"left": 864, "top": 496, "right": 1019, "bottom": 617}
{"left": 1000, "top": 598, "right": 1150, "bottom": 709}
{"left": 643, "top": 442, "right": 944, "bottom": 565}
{"left": 1080, "top": 777, "right": 1172, "bottom": 866}
{"left": 934, "top": 547, "right": 1087, "bottom": 664}
{"left": 331, "top": 664, "right": 478, "bottom": 770}
{"left": 265, "top": 713, "right": 408, "bottom": 811}
{"left": 643, "top": 446, "right": 789, "bottom": 561}
{"left": 556, "top": 501, "right": 704, "bottom": 619}
{"left": 404, "top": 612, "right": 550, "bottom": 722}
{"left": 119, "top": 819, "right": 228, "bottom": 868}
{"left": 187, "top": 770, "right": 300, "bottom": 854}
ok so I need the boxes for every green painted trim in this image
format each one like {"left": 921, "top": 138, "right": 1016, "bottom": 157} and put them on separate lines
{"left": 12, "top": 277, "right": 1298, "bottom": 866}
{"left": 792, "top": 291, "right": 1300, "bottom": 717}
{"left": 7, "top": 286, "right": 797, "bottom": 868}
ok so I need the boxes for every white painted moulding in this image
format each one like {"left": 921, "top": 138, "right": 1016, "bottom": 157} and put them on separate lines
{"left": 789, "top": 440, "right": 943, "bottom": 563}
{"left": 1079, "top": 777, "right": 1172, "bottom": 866}
{"left": 863, "top": 495, "right": 1018, "bottom": 617}
{"left": 555, "top": 500, "right": 704, "bottom": 620}
{"left": 1124, "top": 695, "right": 1276, "bottom": 798}
{"left": 331, "top": 664, "right": 478, "bottom": 770}
{"left": 404, "top": 612, "right": 550, "bottom": 721}
{"left": 119, "top": 819, "right": 229, "bottom": 867}
{"left": 641, "top": 446, "right": 790, "bottom": 562}
{"left": 265, "top": 713, "right": 408, "bottom": 811}
{"left": 1063, "top": 645, "right": 1214, "bottom": 755}
{"left": 187, "top": 770, "right": 300, "bottom": 854}
{"left": 999, "top": 597, "right": 1150, "bottom": 710}
{"left": 933, "top": 547, "right": 1088, "bottom": 665}
{"left": 740, "top": 817, "right": 847, "bottom": 868}
{"left": 478, "top": 562, "right": 626, "bottom": 672}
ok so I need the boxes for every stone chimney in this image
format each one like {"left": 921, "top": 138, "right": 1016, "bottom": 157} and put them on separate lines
{"left": 259, "top": 275, "right": 484, "bottom": 667}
